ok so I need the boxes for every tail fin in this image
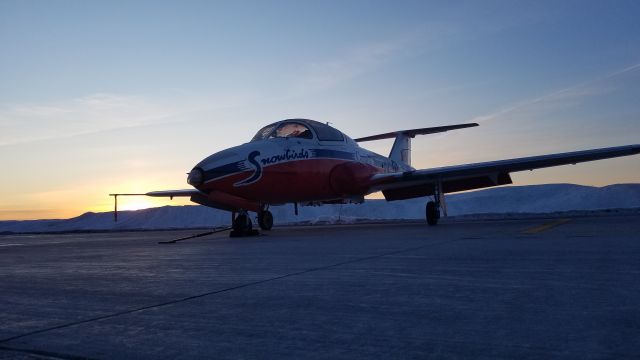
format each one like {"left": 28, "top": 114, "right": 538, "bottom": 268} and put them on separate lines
{"left": 354, "top": 123, "right": 478, "bottom": 166}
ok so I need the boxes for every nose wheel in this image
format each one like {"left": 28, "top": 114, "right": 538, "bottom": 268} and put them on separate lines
{"left": 257, "top": 210, "right": 273, "bottom": 230}
{"left": 230, "top": 211, "right": 259, "bottom": 237}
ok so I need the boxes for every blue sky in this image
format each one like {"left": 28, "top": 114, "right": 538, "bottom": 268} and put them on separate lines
{"left": 1, "top": 0, "right": 639, "bottom": 219}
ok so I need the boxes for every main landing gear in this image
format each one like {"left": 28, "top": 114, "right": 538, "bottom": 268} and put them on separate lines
{"left": 426, "top": 181, "right": 447, "bottom": 226}
{"left": 426, "top": 201, "right": 440, "bottom": 226}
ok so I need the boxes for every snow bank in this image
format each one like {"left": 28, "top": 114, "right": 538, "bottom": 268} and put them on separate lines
{"left": 1, "top": 184, "right": 639, "bottom": 233}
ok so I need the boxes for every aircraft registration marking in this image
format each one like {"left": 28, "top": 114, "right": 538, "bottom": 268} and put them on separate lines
{"left": 523, "top": 219, "right": 572, "bottom": 234}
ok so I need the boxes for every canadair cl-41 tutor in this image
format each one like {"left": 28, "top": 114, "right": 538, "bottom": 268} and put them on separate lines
{"left": 110, "top": 119, "right": 640, "bottom": 236}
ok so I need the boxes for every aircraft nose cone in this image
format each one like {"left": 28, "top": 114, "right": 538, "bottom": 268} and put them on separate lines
{"left": 187, "top": 167, "right": 204, "bottom": 186}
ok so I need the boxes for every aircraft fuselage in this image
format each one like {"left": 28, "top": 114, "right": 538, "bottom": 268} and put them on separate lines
{"left": 188, "top": 129, "right": 410, "bottom": 206}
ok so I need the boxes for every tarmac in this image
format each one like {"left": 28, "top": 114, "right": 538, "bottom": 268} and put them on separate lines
{"left": 1, "top": 215, "right": 639, "bottom": 359}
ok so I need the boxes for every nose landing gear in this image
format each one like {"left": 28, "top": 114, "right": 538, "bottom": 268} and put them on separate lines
{"left": 230, "top": 211, "right": 260, "bottom": 237}
{"left": 230, "top": 207, "right": 272, "bottom": 237}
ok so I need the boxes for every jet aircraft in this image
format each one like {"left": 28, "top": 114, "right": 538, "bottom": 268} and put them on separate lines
{"left": 111, "top": 119, "right": 640, "bottom": 236}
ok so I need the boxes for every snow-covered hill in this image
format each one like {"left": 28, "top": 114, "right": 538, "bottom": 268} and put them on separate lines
{"left": 1, "top": 184, "right": 639, "bottom": 233}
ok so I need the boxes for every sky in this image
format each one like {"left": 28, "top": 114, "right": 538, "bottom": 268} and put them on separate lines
{"left": 1, "top": 0, "right": 639, "bottom": 220}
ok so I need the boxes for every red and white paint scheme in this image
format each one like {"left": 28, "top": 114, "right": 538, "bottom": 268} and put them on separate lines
{"left": 111, "top": 118, "right": 640, "bottom": 235}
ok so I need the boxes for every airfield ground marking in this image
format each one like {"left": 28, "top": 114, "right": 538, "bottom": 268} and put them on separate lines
{"left": 522, "top": 219, "right": 571, "bottom": 234}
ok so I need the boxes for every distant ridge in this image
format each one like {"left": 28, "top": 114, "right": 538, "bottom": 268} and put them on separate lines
{"left": 1, "top": 184, "right": 639, "bottom": 234}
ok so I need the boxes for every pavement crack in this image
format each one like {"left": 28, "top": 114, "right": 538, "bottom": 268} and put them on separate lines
{"left": 0, "top": 345, "right": 97, "bottom": 360}
{"left": 0, "top": 238, "right": 457, "bottom": 345}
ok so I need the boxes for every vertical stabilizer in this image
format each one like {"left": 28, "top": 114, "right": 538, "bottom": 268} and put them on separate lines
{"left": 389, "top": 134, "right": 411, "bottom": 165}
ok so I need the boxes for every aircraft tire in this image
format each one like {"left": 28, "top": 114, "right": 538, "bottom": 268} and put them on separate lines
{"left": 258, "top": 210, "right": 274, "bottom": 230}
{"left": 426, "top": 201, "right": 439, "bottom": 226}
{"left": 233, "top": 213, "right": 253, "bottom": 234}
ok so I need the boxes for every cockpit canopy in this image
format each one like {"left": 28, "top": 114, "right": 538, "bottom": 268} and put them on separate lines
{"left": 251, "top": 119, "right": 345, "bottom": 142}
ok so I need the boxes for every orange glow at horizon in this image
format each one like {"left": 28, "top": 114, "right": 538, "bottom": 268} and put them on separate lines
{"left": 0, "top": 177, "right": 196, "bottom": 221}
{"left": 3, "top": 159, "right": 639, "bottom": 221}
{"left": 111, "top": 198, "right": 191, "bottom": 212}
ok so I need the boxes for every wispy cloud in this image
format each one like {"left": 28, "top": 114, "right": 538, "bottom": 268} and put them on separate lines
{"left": 0, "top": 92, "right": 256, "bottom": 147}
{"left": 606, "top": 62, "right": 640, "bottom": 78}
{"left": 471, "top": 62, "right": 640, "bottom": 124}
{"left": 0, "top": 94, "right": 183, "bottom": 146}
{"left": 299, "top": 39, "right": 409, "bottom": 91}
{"left": 470, "top": 86, "right": 611, "bottom": 124}
{"left": 293, "top": 23, "right": 457, "bottom": 95}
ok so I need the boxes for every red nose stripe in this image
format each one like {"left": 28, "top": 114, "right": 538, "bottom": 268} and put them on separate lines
{"left": 198, "top": 159, "right": 381, "bottom": 203}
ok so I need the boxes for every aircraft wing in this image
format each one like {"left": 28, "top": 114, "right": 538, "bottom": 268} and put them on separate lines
{"left": 108, "top": 189, "right": 206, "bottom": 221}
{"left": 145, "top": 189, "right": 204, "bottom": 197}
{"left": 369, "top": 144, "right": 640, "bottom": 200}
{"left": 109, "top": 189, "right": 204, "bottom": 198}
